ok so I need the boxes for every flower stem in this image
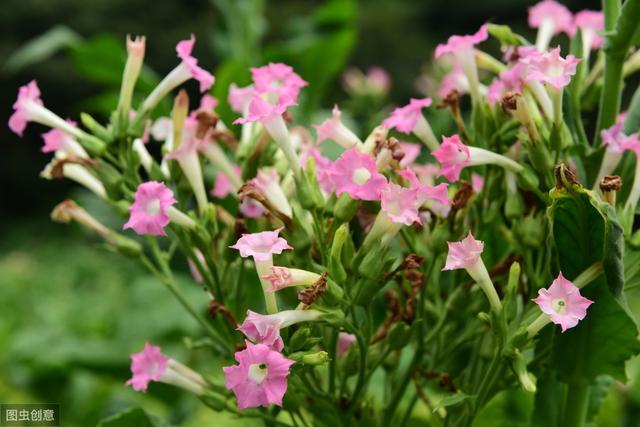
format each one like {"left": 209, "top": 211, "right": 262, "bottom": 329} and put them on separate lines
{"left": 561, "top": 382, "right": 590, "bottom": 427}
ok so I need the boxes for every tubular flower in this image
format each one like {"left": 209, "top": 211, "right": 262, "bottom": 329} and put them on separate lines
{"left": 238, "top": 309, "right": 322, "bottom": 350}
{"left": 532, "top": 273, "right": 594, "bottom": 332}
{"left": 41, "top": 126, "right": 88, "bottom": 158}
{"left": 528, "top": 0, "right": 573, "bottom": 51}
{"left": 9, "top": 80, "right": 83, "bottom": 139}
{"left": 300, "top": 144, "right": 335, "bottom": 193}
{"left": 118, "top": 35, "right": 146, "bottom": 114}
{"left": 380, "top": 183, "right": 421, "bottom": 226}
{"left": 397, "top": 168, "right": 449, "bottom": 205}
{"left": 228, "top": 84, "right": 255, "bottom": 114}
{"left": 383, "top": 98, "right": 438, "bottom": 150}
{"left": 124, "top": 181, "right": 194, "bottom": 236}
{"left": 524, "top": 47, "right": 580, "bottom": 91}
{"left": 211, "top": 165, "right": 242, "bottom": 198}
{"left": 438, "top": 65, "right": 470, "bottom": 98}
{"left": 432, "top": 135, "right": 471, "bottom": 182}
{"left": 127, "top": 342, "right": 206, "bottom": 394}
{"left": 140, "top": 35, "right": 214, "bottom": 114}
{"left": 433, "top": 134, "right": 523, "bottom": 182}
{"left": 251, "top": 169, "right": 294, "bottom": 218}
{"left": 262, "top": 267, "right": 322, "bottom": 292}
{"left": 330, "top": 148, "right": 387, "bottom": 201}
{"left": 314, "top": 105, "right": 362, "bottom": 149}
{"left": 399, "top": 142, "right": 421, "bottom": 168}
{"left": 570, "top": 10, "right": 604, "bottom": 54}
{"left": 223, "top": 341, "right": 295, "bottom": 410}
{"left": 435, "top": 24, "right": 488, "bottom": 103}
{"left": 443, "top": 232, "right": 502, "bottom": 312}
{"left": 230, "top": 228, "right": 293, "bottom": 313}
{"left": 251, "top": 62, "right": 308, "bottom": 100}
{"left": 594, "top": 121, "right": 633, "bottom": 187}
{"left": 487, "top": 63, "right": 524, "bottom": 104}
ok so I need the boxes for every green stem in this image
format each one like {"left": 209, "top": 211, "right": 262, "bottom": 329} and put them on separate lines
{"left": 561, "top": 382, "right": 590, "bottom": 427}
{"left": 328, "top": 329, "right": 338, "bottom": 395}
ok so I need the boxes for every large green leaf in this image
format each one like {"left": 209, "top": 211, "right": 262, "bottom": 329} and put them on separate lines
{"left": 546, "top": 180, "right": 639, "bottom": 382}
{"left": 97, "top": 407, "right": 170, "bottom": 427}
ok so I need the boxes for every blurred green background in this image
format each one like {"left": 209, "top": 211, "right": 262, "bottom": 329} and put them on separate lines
{"left": 4, "top": 0, "right": 639, "bottom": 426}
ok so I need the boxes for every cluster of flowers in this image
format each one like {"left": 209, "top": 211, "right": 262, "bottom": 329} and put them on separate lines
{"left": 9, "top": 0, "right": 633, "bottom": 422}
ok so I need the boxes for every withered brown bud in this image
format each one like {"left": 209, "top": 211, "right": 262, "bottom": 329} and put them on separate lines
{"left": 437, "top": 90, "right": 460, "bottom": 109}
{"left": 49, "top": 157, "right": 97, "bottom": 179}
{"left": 195, "top": 111, "right": 219, "bottom": 138}
{"left": 373, "top": 137, "right": 405, "bottom": 163}
{"left": 238, "top": 182, "right": 292, "bottom": 228}
{"left": 501, "top": 91, "right": 519, "bottom": 113}
{"left": 554, "top": 162, "right": 579, "bottom": 189}
{"left": 451, "top": 182, "right": 474, "bottom": 211}
{"left": 600, "top": 175, "right": 622, "bottom": 192}
{"left": 297, "top": 272, "right": 328, "bottom": 306}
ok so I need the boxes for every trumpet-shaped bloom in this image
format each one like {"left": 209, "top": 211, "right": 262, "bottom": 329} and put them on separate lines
{"left": 251, "top": 169, "right": 293, "bottom": 218}
{"left": 223, "top": 341, "right": 295, "bottom": 409}
{"left": 532, "top": 273, "right": 594, "bottom": 332}
{"left": 397, "top": 168, "right": 449, "bottom": 205}
{"left": 330, "top": 148, "right": 387, "bottom": 200}
{"left": 230, "top": 228, "right": 292, "bottom": 263}
{"left": 233, "top": 92, "right": 296, "bottom": 125}
{"left": 432, "top": 135, "right": 471, "bottom": 182}
{"left": 124, "top": 181, "right": 177, "bottom": 236}
{"left": 487, "top": 64, "right": 524, "bottom": 104}
{"left": 434, "top": 25, "right": 488, "bottom": 59}
{"left": 240, "top": 198, "right": 266, "bottom": 218}
{"left": 314, "top": 105, "right": 362, "bottom": 148}
{"left": 251, "top": 63, "right": 308, "bottom": 100}
{"left": 198, "top": 94, "right": 218, "bottom": 112}
{"left": 524, "top": 47, "right": 580, "bottom": 90}
{"left": 570, "top": 10, "right": 604, "bottom": 50}
{"left": 238, "top": 310, "right": 285, "bottom": 351}
{"left": 41, "top": 125, "right": 88, "bottom": 158}
{"left": 438, "top": 65, "right": 470, "bottom": 98}
{"left": 126, "top": 342, "right": 170, "bottom": 392}
{"left": 380, "top": 183, "right": 421, "bottom": 226}
{"left": 399, "top": 142, "right": 421, "bottom": 168}
{"left": 601, "top": 122, "right": 630, "bottom": 153}
{"left": 9, "top": 80, "right": 43, "bottom": 136}
{"left": 443, "top": 232, "right": 484, "bottom": 271}
{"left": 383, "top": 98, "right": 432, "bottom": 134}
{"left": 528, "top": 1, "right": 573, "bottom": 34}
{"left": 176, "top": 35, "right": 215, "bottom": 92}
{"left": 229, "top": 84, "right": 255, "bottom": 114}
{"left": 211, "top": 165, "right": 242, "bottom": 198}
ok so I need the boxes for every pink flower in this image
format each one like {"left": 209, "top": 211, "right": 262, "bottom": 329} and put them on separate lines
{"left": 313, "top": 105, "right": 361, "bottom": 148}
{"left": 380, "top": 183, "right": 421, "bottom": 226}
{"left": 434, "top": 24, "right": 488, "bottom": 59}
{"left": 532, "top": 272, "right": 594, "bottom": 332}
{"left": 251, "top": 63, "right": 308, "bottom": 100}
{"left": 9, "top": 80, "right": 44, "bottom": 136}
{"left": 438, "top": 65, "right": 469, "bottom": 98}
{"left": 229, "top": 228, "right": 292, "bottom": 263}
{"left": 211, "top": 165, "right": 242, "bottom": 198}
{"left": 601, "top": 122, "right": 629, "bottom": 153}
{"left": 432, "top": 135, "right": 471, "bottom": 182}
{"left": 223, "top": 341, "right": 295, "bottom": 410}
{"left": 487, "top": 64, "right": 524, "bottom": 104}
{"left": 442, "top": 232, "right": 484, "bottom": 271}
{"left": 238, "top": 310, "right": 284, "bottom": 351}
{"left": 337, "top": 332, "right": 356, "bottom": 357}
{"left": 330, "top": 148, "right": 387, "bottom": 201}
{"left": 299, "top": 144, "right": 335, "bottom": 193}
{"left": 123, "top": 181, "right": 177, "bottom": 236}
{"left": 399, "top": 142, "right": 421, "bottom": 168}
{"left": 528, "top": 0, "right": 573, "bottom": 35}
{"left": 383, "top": 98, "right": 432, "bottom": 134}
{"left": 524, "top": 47, "right": 581, "bottom": 90}
{"left": 126, "top": 342, "right": 170, "bottom": 392}
{"left": 199, "top": 94, "right": 218, "bottom": 112}
{"left": 187, "top": 249, "right": 206, "bottom": 284}
{"left": 40, "top": 122, "right": 87, "bottom": 158}
{"left": 261, "top": 267, "right": 321, "bottom": 292}
{"left": 397, "top": 168, "right": 449, "bottom": 205}
{"left": 240, "top": 198, "right": 266, "bottom": 218}
{"left": 233, "top": 91, "right": 296, "bottom": 125}
{"left": 228, "top": 84, "right": 255, "bottom": 114}
{"left": 472, "top": 173, "right": 485, "bottom": 193}
{"left": 570, "top": 11, "right": 604, "bottom": 50}
{"left": 175, "top": 35, "right": 215, "bottom": 92}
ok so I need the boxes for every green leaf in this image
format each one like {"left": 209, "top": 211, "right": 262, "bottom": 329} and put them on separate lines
{"left": 604, "top": 0, "right": 640, "bottom": 58}
{"left": 97, "top": 407, "right": 169, "bottom": 427}
{"left": 487, "top": 24, "right": 528, "bottom": 47}
{"left": 623, "top": 84, "right": 640, "bottom": 135}
{"left": 433, "top": 392, "right": 472, "bottom": 412}
{"left": 547, "top": 181, "right": 640, "bottom": 382}
{"left": 547, "top": 182, "right": 623, "bottom": 295}
{"left": 2, "top": 26, "right": 83, "bottom": 74}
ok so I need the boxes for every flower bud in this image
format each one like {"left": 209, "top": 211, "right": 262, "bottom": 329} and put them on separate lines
{"left": 80, "top": 112, "right": 112, "bottom": 142}
{"left": 600, "top": 175, "right": 622, "bottom": 206}
{"left": 288, "top": 351, "right": 329, "bottom": 366}
{"left": 329, "top": 223, "right": 349, "bottom": 283}
{"left": 334, "top": 193, "right": 359, "bottom": 223}
{"left": 289, "top": 327, "right": 312, "bottom": 352}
